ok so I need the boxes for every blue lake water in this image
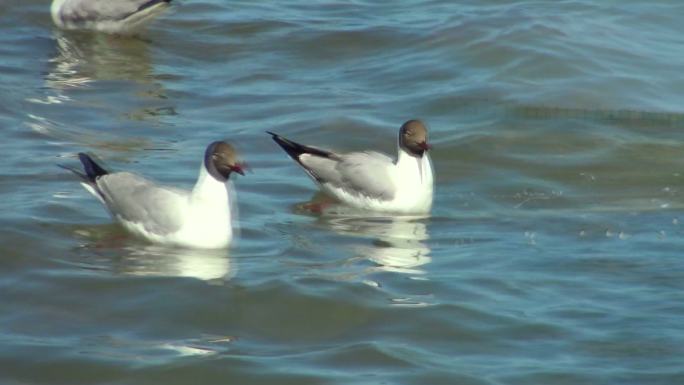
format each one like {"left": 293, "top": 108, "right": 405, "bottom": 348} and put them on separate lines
{"left": 1, "top": 1, "right": 684, "bottom": 384}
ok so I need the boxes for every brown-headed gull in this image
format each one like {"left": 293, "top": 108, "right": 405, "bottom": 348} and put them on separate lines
{"left": 268, "top": 120, "right": 434, "bottom": 214}
{"left": 61, "top": 141, "right": 246, "bottom": 249}
{"left": 51, "top": 0, "right": 172, "bottom": 33}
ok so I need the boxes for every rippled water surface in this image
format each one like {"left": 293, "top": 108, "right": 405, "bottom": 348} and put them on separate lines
{"left": 2, "top": 1, "right": 684, "bottom": 384}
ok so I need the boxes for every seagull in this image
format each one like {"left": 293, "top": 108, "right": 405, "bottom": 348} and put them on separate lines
{"left": 268, "top": 120, "right": 434, "bottom": 214}
{"left": 50, "top": 0, "right": 172, "bottom": 33}
{"left": 61, "top": 141, "right": 246, "bottom": 249}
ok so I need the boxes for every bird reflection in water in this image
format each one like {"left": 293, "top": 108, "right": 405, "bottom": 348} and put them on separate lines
{"left": 32, "top": 31, "right": 176, "bottom": 159}
{"left": 319, "top": 213, "right": 431, "bottom": 276}
{"left": 47, "top": 30, "right": 157, "bottom": 91}
{"left": 39, "top": 30, "right": 174, "bottom": 122}
{"left": 76, "top": 226, "right": 233, "bottom": 282}
{"left": 119, "top": 245, "right": 233, "bottom": 282}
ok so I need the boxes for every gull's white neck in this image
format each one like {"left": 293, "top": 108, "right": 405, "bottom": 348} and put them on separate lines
{"left": 191, "top": 164, "right": 231, "bottom": 206}
{"left": 396, "top": 146, "right": 432, "bottom": 183}
{"left": 173, "top": 163, "right": 233, "bottom": 248}
{"left": 393, "top": 145, "right": 434, "bottom": 213}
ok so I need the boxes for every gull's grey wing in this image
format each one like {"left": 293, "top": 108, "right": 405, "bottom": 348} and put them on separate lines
{"left": 58, "top": 0, "right": 168, "bottom": 23}
{"left": 268, "top": 132, "right": 396, "bottom": 200}
{"left": 95, "top": 172, "right": 188, "bottom": 235}
{"left": 301, "top": 151, "right": 396, "bottom": 200}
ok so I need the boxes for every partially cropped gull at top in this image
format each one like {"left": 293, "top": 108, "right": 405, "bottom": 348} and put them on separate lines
{"left": 268, "top": 120, "right": 434, "bottom": 215}
{"left": 60, "top": 141, "right": 247, "bottom": 249}
{"left": 50, "top": 0, "right": 172, "bottom": 34}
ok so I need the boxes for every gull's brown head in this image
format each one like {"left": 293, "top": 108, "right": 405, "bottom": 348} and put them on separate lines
{"left": 204, "top": 141, "right": 245, "bottom": 182}
{"left": 399, "top": 119, "right": 431, "bottom": 157}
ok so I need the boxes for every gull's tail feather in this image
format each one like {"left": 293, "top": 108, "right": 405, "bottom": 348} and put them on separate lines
{"left": 59, "top": 153, "right": 109, "bottom": 203}
{"left": 138, "top": 0, "right": 173, "bottom": 14}
{"left": 120, "top": 0, "right": 173, "bottom": 32}
{"left": 267, "top": 131, "right": 336, "bottom": 162}
{"left": 78, "top": 153, "right": 109, "bottom": 183}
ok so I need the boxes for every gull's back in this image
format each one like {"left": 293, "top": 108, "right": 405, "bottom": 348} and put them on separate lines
{"left": 95, "top": 172, "right": 188, "bottom": 236}
{"left": 51, "top": 0, "right": 171, "bottom": 33}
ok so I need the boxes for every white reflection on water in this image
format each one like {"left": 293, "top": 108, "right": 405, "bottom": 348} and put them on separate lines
{"left": 76, "top": 334, "right": 234, "bottom": 362}
{"left": 76, "top": 227, "right": 234, "bottom": 281}
{"left": 119, "top": 245, "right": 233, "bottom": 282}
{"left": 45, "top": 30, "right": 156, "bottom": 91}
{"left": 321, "top": 215, "right": 431, "bottom": 275}
{"left": 25, "top": 31, "right": 174, "bottom": 153}
{"left": 32, "top": 30, "right": 173, "bottom": 122}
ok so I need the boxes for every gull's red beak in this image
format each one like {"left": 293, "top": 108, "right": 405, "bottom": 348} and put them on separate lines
{"left": 418, "top": 141, "right": 432, "bottom": 151}
{"left": 231, "top": 163, "right": 247, "bottom": 176}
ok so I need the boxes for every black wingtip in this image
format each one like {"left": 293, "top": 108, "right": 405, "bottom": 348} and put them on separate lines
{"left": 78, "top": 153, "right": 109, "bottom": 183}
{"left": 268, "top": 132, "right": 306, "bottom": 161}
{"left": 267, "top": 132, "right": 336, "bottom": 162}
{"left": 137, "top": 0, "right": 172, "bottom": 13}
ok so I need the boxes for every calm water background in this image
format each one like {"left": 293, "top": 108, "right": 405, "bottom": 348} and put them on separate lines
{"left": 2, "top": 1, "right": 684, "bottom": 384}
